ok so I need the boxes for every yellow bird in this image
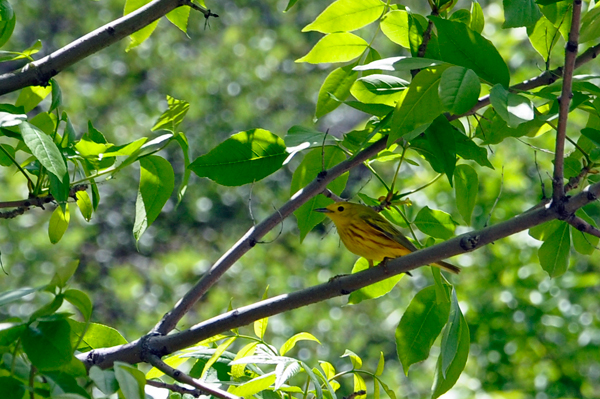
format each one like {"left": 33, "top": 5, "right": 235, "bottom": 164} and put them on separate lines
{"left": 315, "top": 201, "right": 460, "bottom": 274}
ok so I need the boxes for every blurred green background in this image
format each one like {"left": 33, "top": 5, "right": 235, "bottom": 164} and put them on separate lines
{"left": 1, "top": 0, "right": 600, "bottom": 398}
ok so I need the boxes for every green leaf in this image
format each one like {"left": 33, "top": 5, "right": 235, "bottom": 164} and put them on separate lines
{"left": 64, "top": 289, "right": 92, "bottom": 321}
{"left": 358, "top": 74, "right": 408, "bottom": 95}
{"left": 490, "top": 84, "right": 535, "bottom": 127}
{"left": 124, "top": 0, "right": 159, "bottom": 51}
{"left": 290, "top": 147, "right": 348, "bottom": 241}
{"left": 415, "top": 206, "right": 457, "bottom": 240}
{"left": 450, "top": 9, "right": 471, "bottom": 25}
{"left": 0, "top": 0, "right": 15, "bottom": 49}
{"left": 16, "top": 85, "right": 52, "bottom": 113}
{"left": 44, "top": 371, "right": 91, "bottom": 398}
{"left": 342, "top": 349, "right": 363, "bottom": 368}
{"left": 439, "top": 66, "right": 481, "bottom": 114}
{"left": 316, "top": 65, "right": 357, "bottom": 119}
{"left": 440, "top": 289, "right": 460, "bottom": 377}
{"left": 503, "top": 0, "right": 542, "bottom": 28}
{"left": 453, "top": 129, "right": 493, "bottom": 168}
{"left": 76, "top": 191, "right": 93, "bottom": 222}
{"left": 388, "top": 65, "right": 449, "bottom": 144}
{"left": 22, "top": 319, "right": 72, "bottom": 371}
{"left": 114, "top": 362, "right": 146, "bottom": 399}
{"left": 280, "top": 332, "right": 321, "bottom": 356}
{"left": 230, "top": 342, "right": 259, "bottom": 378}
{"left": 580, "top": 128, "right": 600, "bottom": 147}
{"left": 454, "top": 164, "right": 478, "bottom": 224}
{"left": 70, "top": 321, "right": 127, "bottom": 352}
{"left": 49, "top": 168, "right": 70, "bottom": 211}
{"left": 296, "top": 32, "right": 368, "bottom": 64}
{"left": 470, "top": 1, "right": 485, "bottom": 33}
{"left": 350, "top": 76, "right": 406, "bottom": 107}
{"left": 432, "top": 310, "right": 470, "bottom": 398}
{"left": 302, "top": 0, "right": 385, "bottom": 33}
{"left": 254, "top": 287, "right": 269, "bottom": 339}
{"left": 538, "top": 222, "right": 570, "bottom": 277}
{"left": 85, "top": 121, "right": 107, "bottom": 144}
{"left": 50, "top": 79, "right": 63, "bottom": 112}
{"left": 202, "top": 336, "right": 236, "bottom": 378}
{"left": 431, "top": 16, "right": 510, "bottom": 87}
{"left": 189, "top": 128, "right": 287, "bottom": 186}
{"left": 475, "top": 107, "right": 544, "bottom": 144}
{"left": 529, "top": 219, "right": 562, "bottom": 240}
{"left": 62, "top": 113, "right": 77, "bottom": 148}
{"left": 89, "top": 367, "right": 118, "bottom": 396}
{"left": 20, "top": 122, "right": 67, "bottom": 179}
{"left": 0, "top": 143, "right": 15, "bottom": 166}
{"left": 396, "top": 286, "right": 450, "bottom": 374}
{"left": 0, "top": 376, "right": 26, "bottom": 399}
{"left": 579, "top": 3, "right": 600, "bottom": 43}
{"left": 571, "top": 209, "right": 599, "bottom": 255}
{"left": 348, "top": 258, "right": 405, "bottom": 304}
{"left": 229, "top": 372, "right": 277, "bottom": 397}
{"left": 53, "top": 259, "right": 80, "bottom": 288}
{"left": 353, "top": 373, "right": 367, "bottom": 398}
{"left": 380, "top": 10, "right": 410, "bottom": 48}
{"left": 540, "top": 1, "right": 572, "bottom": 40}
{"left": 166, "top": 6, "right": 190, "bottom": 33}
{"left": 133, "top": 155, "right": 174, "bottom": 241}
{"left": 527, "top": 15, "right": 560, "bottom": 61}
{"left": 152, "top": 95, "right": 189, "bottom": 133}
{"left": 49, "top": 204, "right": 70, "bottom": 244}
{"left": 174, "top": 132, "right": 191, "bottom": 206}
{"left": 0, "top": 322, "right": 26, "bottom": 346}
{"left": 424, "top": 116, "right": 457, "bottom": 185}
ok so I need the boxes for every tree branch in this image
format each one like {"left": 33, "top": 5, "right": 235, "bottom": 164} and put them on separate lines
{"left": 146, "top": 354, "right": 241, "bottom": 399}
{"left": 566, "top": 214, "right": 600, "bottom": 238}
{"left": 552, "top": 0, "right": 583, "bottom": 204}
{"left": 0, "top": 0, "right": 192, "bottom": 96}
{"left": 152, "top": 137, "right": 388, "bottom": 334}
{"left": 146, "top": 379, "right": 202, "bottom": 397}
{"left": 78, "top": 180, "right": 600, "bottom": 369}
{"left": 0, "top": 184, "right": 88, "bottom": 219}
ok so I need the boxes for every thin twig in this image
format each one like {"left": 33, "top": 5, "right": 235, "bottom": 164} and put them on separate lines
{"left": 566, "top": 214, "right": 600, "bottom": 238}
{"left": 321, "top": 188, "right": 345, "bottom": 202}
{"left": 146, "top": 379, "right": 202, "bottom": 397}
{"left": 552, "top": 0, "right": 583, "bottom": 203}
{"left": 146, "top": 354, "right": 240, "bottom": 399}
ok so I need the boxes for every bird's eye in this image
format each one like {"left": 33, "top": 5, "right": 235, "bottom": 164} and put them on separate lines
{"left": 337, "top": 206, "right": 344, "bottom": 212}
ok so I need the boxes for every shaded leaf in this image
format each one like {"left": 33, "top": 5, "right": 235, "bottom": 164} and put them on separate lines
{"left": 454, "top": 164, "right": 478, "bottom": 224}
{"left": 414, "top": 206, "right": 457, "bottom": 240}
{"left": 396, "top": 286, "right": 450, "bottom": 374}
{"left": 538, "top": 221, "right": 570, "bottom": 277}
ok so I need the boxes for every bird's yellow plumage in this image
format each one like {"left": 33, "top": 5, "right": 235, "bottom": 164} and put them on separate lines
{"left": 315, "top": 201, "right": 460, "bottom": 274}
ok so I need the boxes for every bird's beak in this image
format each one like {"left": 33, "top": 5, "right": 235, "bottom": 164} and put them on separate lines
{"left": 314, "top": 208, "right": 333, "bottom": 213}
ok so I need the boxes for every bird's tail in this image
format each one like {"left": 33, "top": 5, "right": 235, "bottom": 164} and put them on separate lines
{"left": 433, "top": 260, "right": 461, "bottom": 274}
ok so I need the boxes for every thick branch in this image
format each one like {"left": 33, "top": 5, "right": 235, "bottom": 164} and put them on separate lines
{"left": 0, "top": 0, "right": 186, "bottom": 95}
{"left": 0, "top": 184, "right": 88, "bottom": 219}
{"left": 552, "top": 0, "right": 583, "bottom": 203}
{"left": 78, "top": 181, "right": 600, "bottom": 369}
{"left": 152, "top": 137, "right": 388, "bottom": 334}
{"left": 146, "top": 354, "right": 240, "bottom": 399}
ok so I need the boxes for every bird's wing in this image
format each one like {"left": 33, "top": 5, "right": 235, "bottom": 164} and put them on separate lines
{"left": 361, "top": 213, "right": 418, "bottom": 252}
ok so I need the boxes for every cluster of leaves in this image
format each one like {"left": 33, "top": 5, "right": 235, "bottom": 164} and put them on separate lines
{"left": 0, "top": 262, "right": 134, "bottom": 399}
